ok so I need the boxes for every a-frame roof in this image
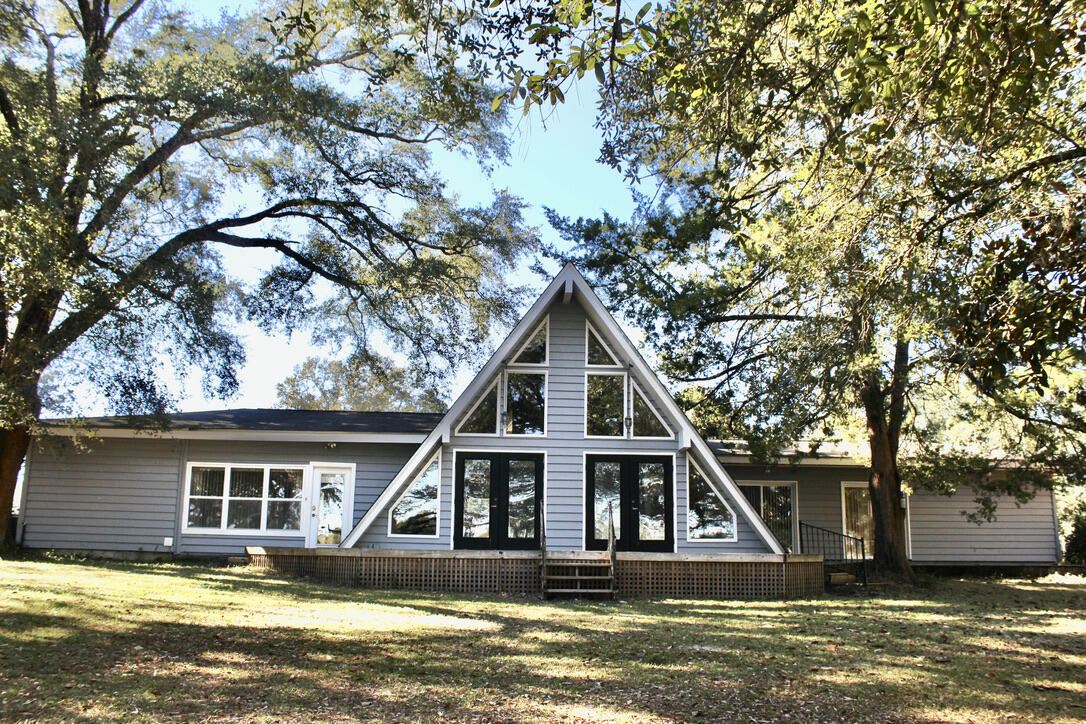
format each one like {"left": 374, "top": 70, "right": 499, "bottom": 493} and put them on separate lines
{"left": 341, "top": 263, "right": 784, "bottom": 554}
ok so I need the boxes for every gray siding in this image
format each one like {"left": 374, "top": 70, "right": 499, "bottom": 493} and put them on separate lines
{"left": 723, "top": 462, "right": 1060, "bottom": 564}
{"left": 909, "top": 488, "right": 1059, "bottom": 564}
{"left": 21, "top": 436, "right": 182, "bottom": 553}
{"left": 22, "top": 436, "right": 417, "bottom": 557}
{"left": 367, "top": 299, "right": 771, "bottom": 553}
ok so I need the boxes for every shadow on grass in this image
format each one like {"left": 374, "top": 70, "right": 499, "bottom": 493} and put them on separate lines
{"left": 2, "top": 556, "right": 1084, "bottom": 723}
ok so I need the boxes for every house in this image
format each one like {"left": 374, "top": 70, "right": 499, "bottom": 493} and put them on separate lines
{"left": 16, "top": 264, "right": 1061, "bottom": 597}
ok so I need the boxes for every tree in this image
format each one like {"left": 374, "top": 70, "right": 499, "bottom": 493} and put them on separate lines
{"left": 276, "top": 354, "right": 444, "bottom": 412}
{"left": 471, "top": 0, "right": 1086, "bottom": 577}
{"left": 0, "top": 0, "right": 536, "bottom": 548}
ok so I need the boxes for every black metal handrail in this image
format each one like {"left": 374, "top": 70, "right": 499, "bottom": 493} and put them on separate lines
{"left": 799, "top": 521, "right": 867, "bottom": 563}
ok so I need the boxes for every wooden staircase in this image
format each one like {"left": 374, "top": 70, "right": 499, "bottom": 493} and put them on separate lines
{"left": 540, "top": 503, "right": 617, "bottom": 598}
{"left": 541, "top": 550, "right": 615, "bottom": 597}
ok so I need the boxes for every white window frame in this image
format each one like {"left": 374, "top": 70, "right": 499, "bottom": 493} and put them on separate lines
{"left": 181, "top": 462, "right": 308, "bottom": 537}
{"left": 630, "top": 381, "right": 674, "bottom": 440}
{"left": 510, "top": 316, "right": 549, "bottom": 367}
{"left": 585, "top": 321, "right": 621, "bottom": 367}
{"left": 584, "top": 371, "right": 627, "bottom": 439}
{"left": 686, "top": 457, "right": 739, "bottom": 543}
{"left": 307, "top": 462, "right": 357, "bottom": 547}
{"left": 736, "top": 480, "right": 799, "bottom": 551}
{"left": 454, "top": 379, "right": 500, "bottom": 437}
{"left": 503, "top": 369, "right": 549, "bottom": 437}
{"left": 388, "top": 453, "right": 442, "bottom": 539}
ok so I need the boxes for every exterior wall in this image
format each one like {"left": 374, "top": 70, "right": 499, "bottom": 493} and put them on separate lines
{"left": 723, "top": 461, "right": 1061, "bottom": 564}
{"left": 21, "top": 436, "right": 417, "bottom": 557}
{"left": 21, "top": 436, "right": 182, "bottom": 554}
{"left": 371, "top": 299, "right": 772, "bottom": 554}
{"left": 909, "top": 487, "right": 1060, "bottom": 564}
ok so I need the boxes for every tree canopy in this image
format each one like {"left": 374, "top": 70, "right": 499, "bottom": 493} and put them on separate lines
{"left": 276, "top": 354, "right": 444, "bottom": 413}
{"left": 468, "top": 0, "right": 1086, "bottom": 575}
{"left": 0, "top": 0, "right": 535, "bottom": 544}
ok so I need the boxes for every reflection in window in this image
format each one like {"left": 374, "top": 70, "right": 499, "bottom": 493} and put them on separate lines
{"left": 462, "top": 458, "right": 491, "bottom": 538}
{"left": 586, "top": 373, "right": 624, "bottom": 437}
{"left": 187, "top": 467, "right": 225, "bottom": 528}
{"left": 227, "top": 468, "right": 263, "bottom": 529}
{"left": 688, "top": 464, "right": 736, "bottom": 540}
{"left": 638, "top": 462, "right": 666, "bottom": 540}
{"left": 593, "top": 461, "right": 622, "bottom": 540}
{"left": 506, "top": 459, "right": 537, "bottom": 539}
{"left": 391, "top": 458, "right": 439, "bottom": 536}
{"left": 506, "top": 372, "right": 545, "bottom": 435}
{"left": 458, "top": 382, "right": 498, "bottom": 434}
{"left": 267, "top": 469, "right": 303, "bottom": 531}
{"left": 633, "top": 387, "right": 670, "bottom": 438}
{"left": 514, "top": 321, "right": 548, "bottom": 364}
{"left": 587, "top": 326, "right": 618, "bottom": 366}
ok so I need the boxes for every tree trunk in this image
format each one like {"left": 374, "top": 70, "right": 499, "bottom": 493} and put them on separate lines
{"left": 0, "top": 425, "right": 31, "bottom": 554}
{"left": 860, "top": 370, "right": 915, "bottom": 581}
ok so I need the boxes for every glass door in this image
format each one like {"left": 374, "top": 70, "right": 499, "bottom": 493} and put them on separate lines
{"left": 454, "top": 453, "right": 543, "bottom": 550}
{"left": 586, "top": 455, "right": 673, "bottom": 552}
{"left": 309, "top": 467, "right": 350, "bottom": 546}
{"left": 842, "top": 483, "right": 875, "bottom": 558}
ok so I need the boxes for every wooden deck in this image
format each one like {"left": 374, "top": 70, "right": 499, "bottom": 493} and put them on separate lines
{"left": 246, "top": 547, "right": 825, "bottom": 600}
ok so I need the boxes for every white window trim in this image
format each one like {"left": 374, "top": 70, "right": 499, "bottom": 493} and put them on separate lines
{"left": 388, "top": 453, "right": 442, "bottom": 539}
{"left": 503, "top": 369, "right": 549, "bottom": 437}
{"left": 308, "top": 462, "right": 357, "bottom": 547}
{"left": 584, "top": 371, "right": 627, "bottom": 439}
{"left": 181, "top": 462, "right": 308, "bottom": 537}
{"left": 510, "top": 316, "right": 550, "bottom": 367}
{"left": 585, "top": 321, "right": 622, "bottom": 367}
{"left": 686, "top": 457, "right": 739, "bottom": 543}
{"left": 840, "top": 480, "right": 912, "bottom": 559}
{"left": 454, "top": 379, "right": 501, "bottom": 437}
{"left": 736, "top": 480, "right": 799, "bottom": 551}
{"left": 630, "top": 381, "right": 675, "bottom": 440}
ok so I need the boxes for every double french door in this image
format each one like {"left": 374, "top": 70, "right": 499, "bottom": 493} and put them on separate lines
{"left": 585, "top": 454, "right": 673, "bottom": 552}
{"left": 454, "top": 452, "right": 544, "bottom": 549}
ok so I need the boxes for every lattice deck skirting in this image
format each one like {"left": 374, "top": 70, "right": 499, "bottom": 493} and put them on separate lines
{"left": 246, "top": 547, "right": 824, "bottom": 600}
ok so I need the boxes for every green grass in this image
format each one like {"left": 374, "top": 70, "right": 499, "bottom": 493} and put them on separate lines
{"left": 1, "top": 557, "right": 1083, "bottom": 723}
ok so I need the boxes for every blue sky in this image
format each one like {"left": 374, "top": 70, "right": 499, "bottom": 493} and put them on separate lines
{"left": 172, "top": 1, "right": 638, "bottom": 411}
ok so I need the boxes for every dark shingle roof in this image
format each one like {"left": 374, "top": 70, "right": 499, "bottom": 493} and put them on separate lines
{"left": 42, "top": 408, "right": 444, "bottom": 434}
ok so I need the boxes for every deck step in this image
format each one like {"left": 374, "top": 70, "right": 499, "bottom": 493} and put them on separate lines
{"left": 545, "top": 574, "right": 613, "bottom": 581}
{"left": 828, "top": 572, "right": 858, "bottom": 585}
{"left": 544, "top": 588, "right": 615, "bottom": 594}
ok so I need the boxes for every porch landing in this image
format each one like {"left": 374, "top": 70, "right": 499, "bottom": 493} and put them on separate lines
{"left": 246, "top": 547, "right": 824, "bottom": 600}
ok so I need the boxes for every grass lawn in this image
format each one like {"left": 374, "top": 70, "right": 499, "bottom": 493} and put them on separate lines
{"left": 0, "top": 558, "right": 1083, "bottom": 723}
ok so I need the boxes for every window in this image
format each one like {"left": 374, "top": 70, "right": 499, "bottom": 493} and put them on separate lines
{"left": 586, "top": 373, "right": 625, "bottom": 437}
{"left": 586, "top": 324, "right": 618, "bottom": 366}
{"left": 390, "top": 456, "right": 440, "bottom": 536}
{"left": 506, "top": 372, "right": 546, "bottom": 435}
{"left": 632, "top": 386, "right": 671, "bottom": 438}
{"left": 457, "top": 382, "right": 498, "bottom": 435}
{"left": 513, "top": 320, "right": 548, "bottom": 364}
{"left": 688, "top": 462, "right": 736, "bottom": 540}
{"left": 738, "top": 482, "right": 795, "bottom": 550}
{"left": 842, "top": 483, "right": 875, "bottom": 557}
{"left": 185, "top": 464, "right": 305, "bottom": 534}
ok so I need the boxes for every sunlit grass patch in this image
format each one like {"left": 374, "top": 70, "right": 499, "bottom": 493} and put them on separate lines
{"left": 1, "top": 558, "right": 1083, "bottom": 723}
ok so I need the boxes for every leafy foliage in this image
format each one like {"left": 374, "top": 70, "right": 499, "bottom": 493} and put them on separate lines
{"left": 0, "top": 0, "right": 536, "bottom": 542}
{"left": 276, "top": 354, "right": 444, "bottom": 413}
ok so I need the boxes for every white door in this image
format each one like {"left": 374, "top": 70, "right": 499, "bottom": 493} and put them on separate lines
{"left": 308, "top": 466, "right": 352, "bottom": 546}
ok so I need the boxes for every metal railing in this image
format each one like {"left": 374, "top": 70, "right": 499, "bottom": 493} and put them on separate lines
{"left": 799, "top": 521, "right": 868, "bottom": 585}
{"left": 606, "top": 502, "right": 617, "bottom": 595}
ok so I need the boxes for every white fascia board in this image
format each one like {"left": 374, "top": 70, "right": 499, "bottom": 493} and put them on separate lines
{"left": 339, "top": 265, "right": 575, "bottom": 548}
{"left": 569, "top": 268, "right": 786, "bottom": 555}
{"left": 44, "top": 427, "right": 428, "bottom": 444}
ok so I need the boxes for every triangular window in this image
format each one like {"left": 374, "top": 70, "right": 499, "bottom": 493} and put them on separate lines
{"left": 633, "top": 386, "right": 671, "bottom": 438}
{"left": 457, "top": 382, "right": 498, "bottom": 435}
{"left": 586, "top": 325, "right": 618, "bottom": 366}
{"left": 513, "top": 320, "right": 548, "bottom": 365}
